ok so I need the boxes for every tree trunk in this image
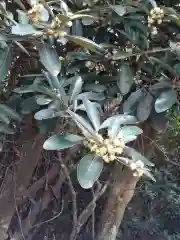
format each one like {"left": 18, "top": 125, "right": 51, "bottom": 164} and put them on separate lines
{"left": 97, "top": 165, "right": 139, "bottom": 240}
{"left": 97, "top": 124, "right": 158, "bottom": 240}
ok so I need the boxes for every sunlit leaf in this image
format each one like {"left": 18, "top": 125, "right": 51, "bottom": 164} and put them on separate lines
{"left": 82, "top": 97, "right": 100, "bottom": 132}
{"left": 136, "top": 92, "right": 153, "bottom": 121}
{"left": 11, "top": 24, "right": 37, "bottom": 35}
{"left": 39, "top": 43, "right": 61, "bottom": 76}
{"left": 155, "top": 89, "right": 177, "bottom": 113}
{"left": 43, "top": 133, "right": 82, "bottom": 150}
{"left": 117, "top": 63, "right": 133, "bottom": 95}
{"left": 36, "top": 95, "right": 52, "bottom": 105}
{"left": 143, "top": 170, "right": 156, "bottom": 181}
{"left": 111, "top": 5, "right": 126, "bottom": 16}
{"left": 17, "top": 10, "right": 29, "bottom": 24}
{"left": 100, "top": 114, "right": 137, "bottom": 129}
{"left": 34, "top": 108, "right": 56, "bottom": 120}
{"left": 66, "top": 35, "right": 105, "bottom": 54}
{"left": 77, "top": 154, "right": 103, "bottom": 189}
{"left": 117, "top": 126, "right": 143, "bottom": 143}
{"left": 108, "top": 118, "right": 122, "bottom": 139}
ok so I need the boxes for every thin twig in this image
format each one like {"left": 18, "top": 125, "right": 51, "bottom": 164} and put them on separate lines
{"left": 31, "top": 199, "right": 64, "bottom": 228}
{"left": 70, "top": 183, "right": 108, "bottom": 240}
{"left": 58, "top": 152, "right": 77, "bottom": 225}
{"left": 91, "top": 188, "right": 95, "bottom": 240}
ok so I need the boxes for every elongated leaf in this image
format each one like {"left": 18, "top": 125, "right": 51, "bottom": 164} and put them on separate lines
{"left": 117, "top": 63, "right": 133, "bottom": 95}
{"left": 39, "top": 43, "right": 61, "bottom": 76}
{"left": 143, "top": 170, "right": 156, "bottom": 181}
{"left": 0, "top": 123, "right": 15, "bottom": 134}
{"left": 100, "top": 114, "right": 137, "bottom": 129}
{"left": 72, "top": 20, "right": 83, "bottom": 36}
{"left": 14, "top": 85, "right": 35, "bottom": 93}
{"left": 67, "top": 110, "right": 96, "bottom": 137}
{"left": 136, "top": 92, "right": 153, "bottom": 121}
{"left": 0, "top": 47, "right": 12, "bottom": 82}
{"left": 43, "top": 133, "right": 82, "bottom": 150}
{"left": 111, "top": 5, "right": 126, "bottom": 16}
{"left": 83, "top": 97, "right": 100, "bottom": 132}
{"left": 155, "top": 89, "right": 177, "bottom": 113}
{"left": 123, "top": 89, "right": 143, "bottom": 114}
{"left": 83, "top": 83, "right": 106, "bottom": 92}
{"left": 117, "top": 126, "right": 142, "bottom": 143}
{"left": 123, "top": 146, "right": 154, "bottom": 166}
{"left": 36, "top": 96, "right": 52, "bottom": 105}
{"left": 67, "top": 35, "right": 105, "bottom": 54}
{"left": 77, "top": 154, "right": 103, "bottom": 189}
{"left": 69, "top": 75, "right": 83, "bottom": 102}
{"left": 108, "top": 118, "right": 122, "bottom": 139}
{"left": 0, "top": 104, "right": 21, "bottom": 121}
{"left": 77, "top": 92, "right": 105, "bottom": 101}
{"left": 11, "top": 24, "right": 37, "bottom": 35}
{"left": 17, "top": 10, "right": 29, "bottom": 24}
{"left": 21, "top": 97, "right": 39, "bottom": 114}
{"left": 34, "top": 109, "right": 56, "bottom": 120}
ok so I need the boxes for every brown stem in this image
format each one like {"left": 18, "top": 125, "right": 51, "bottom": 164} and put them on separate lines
{"left": 97, "top": 165, "right": 139, "bottom": 240}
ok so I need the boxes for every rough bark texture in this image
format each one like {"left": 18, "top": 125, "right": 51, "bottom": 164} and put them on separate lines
{"left": 97, "top": 124, "right": 159, "bottom": 240}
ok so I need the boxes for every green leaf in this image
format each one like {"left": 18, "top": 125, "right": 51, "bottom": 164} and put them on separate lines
{"left": 123, "top": 147, "right": 154, "bottom": 166}
{"left": 123, "top": 89, "right": 143, "bottom": 114}
{"left": 108, "top": 118, "right": 122, "bottom": 139}
{"left": 13, "top": 85, "right": 35, "bottom": 93}
{"left": 39, "top": 43, "right": 61, "bottom": 76}
{"left": 66, "top": 35, "right": 105, "bottom": 54}
{"left": 36, "top": 95, "right": 52, "bottom": 105}
{"left": 155, "top": 89, "right": 177, "bottom": 113}
{"left": 69, "top": 75, "right": 83, "bottom": 102}
{"left": 77, "top": 92, "right": 105, "bottom": 101}
{"left": 174, "top": 63, "right": 180, "bottom": 76}
{"left": 67, "top": 110, "right": 96, "bottom": 137}
{"left": 21, "top": 97, "right": 39, "bottom": 114}
{"left": 77, "top": 154, "right": 103, "bottom": 189}
{"left": 34, "top": 109, "right": 56, "bottom": 120}
{"left": 100, "top": 114, "right": 137, "bottom": 129}
{"left": 136, "top": 92, "right": 153, "bottom": 121}
{"left": 83, "top": 83, "right": 106, "bottom": 92}
{"left": 111, "top": 5, "right": 126, "bottom": 16}
{"left": 72, "top": 20, "right": 83, "bottom": 36}
{"left": 82, "top": 97, "right": 100, "bottom": 132}
{"left": 150, "top": 110, "right": 168, "bottom": 133}
{"left": 17, "top": 10, "right": 29, "bottom": 24}
{"left": 11, "top": 24, "right": 37, "bottom": 35}
{"left": 117, "top": 126, "right": 143, "bottom": 143}
{"left": 43, "top": 133, "right": 82, "bottom": 150}
{"left": 117, "top": 63, "right": 133, "bottom": 95}
{"left": 0, "top": 104, "right": 21, "bottom": 121}
{"left": 143, "top": 170, "right": 156, "bottom": 181}
{"left": 0, "top": 123, "right": 15, "bottom": 134}
{"left": 0, "top": 47, "right": 12, "bottom": 82}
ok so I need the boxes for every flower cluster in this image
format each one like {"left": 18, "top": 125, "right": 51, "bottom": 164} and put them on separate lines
{"left": 130, "top": 160, "right": 145, "bottom": 177}
{"left": 85, "top": 135, "right": 125, "bottom": 163}
{"left": 28, "top": 4, "right": 49, "bottom": 23}
{"left": 148, "top": 7, "right": 164, "bottom": 35}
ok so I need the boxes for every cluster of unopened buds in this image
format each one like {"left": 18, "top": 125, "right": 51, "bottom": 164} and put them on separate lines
{"left": 148, "top": 7, "right": 164, "bottom": 35}
{"left": 85, "top": 135, "right": 124, "bottom": 163}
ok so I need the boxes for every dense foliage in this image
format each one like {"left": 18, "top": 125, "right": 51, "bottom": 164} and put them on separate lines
{"left": 0, "top": 0, "right": 180, "bottom": 238}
